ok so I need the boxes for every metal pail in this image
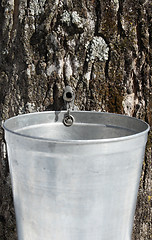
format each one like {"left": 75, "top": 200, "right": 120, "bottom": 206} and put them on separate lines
{"left": 3, "top": 111, "right": 150, "bottom": 240}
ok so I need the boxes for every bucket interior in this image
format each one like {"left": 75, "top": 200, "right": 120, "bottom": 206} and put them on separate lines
{"left": 16, "top": 122, "right": 138, "bottom": 141}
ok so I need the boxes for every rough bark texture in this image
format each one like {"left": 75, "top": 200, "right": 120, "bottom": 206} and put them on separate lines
{"left": 0, "top": 0, "right": 151, "bottom": 239}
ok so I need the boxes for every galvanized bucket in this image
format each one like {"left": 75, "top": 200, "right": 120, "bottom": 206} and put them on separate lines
{"left": 3, "top": 111, "right": 150, "bottom": 240}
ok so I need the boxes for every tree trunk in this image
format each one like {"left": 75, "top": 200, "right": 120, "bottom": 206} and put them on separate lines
{"left": 0, "top": 0, "right": 151, "bottom": 239}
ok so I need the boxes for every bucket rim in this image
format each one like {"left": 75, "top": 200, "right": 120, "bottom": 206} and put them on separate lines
{"left": 3, "top": 111, "right": 150, "bottom": 144}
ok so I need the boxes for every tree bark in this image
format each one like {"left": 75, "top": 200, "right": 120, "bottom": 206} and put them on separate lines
{"left": 0, "top": 0, "right": 151, "bottom": 239}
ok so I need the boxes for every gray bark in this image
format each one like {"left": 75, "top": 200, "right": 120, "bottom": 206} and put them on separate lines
{"left": 0, "top": 0, "right": 151, "bottom": 239}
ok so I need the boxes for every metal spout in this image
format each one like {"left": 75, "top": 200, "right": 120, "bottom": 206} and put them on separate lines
{"left": 63, "top": 86, "right": 75, "bottom": 127}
